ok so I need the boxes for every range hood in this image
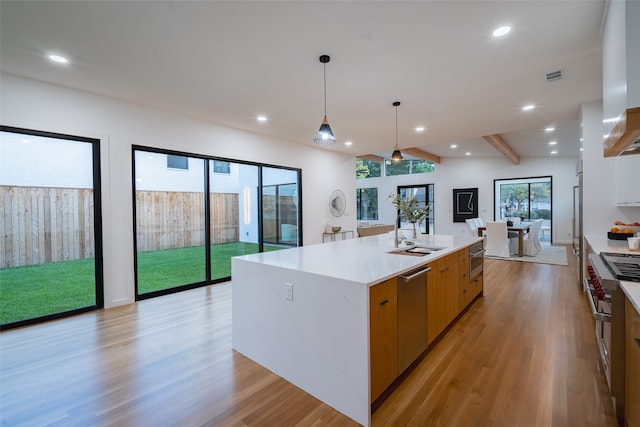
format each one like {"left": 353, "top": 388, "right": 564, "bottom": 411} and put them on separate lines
{"left": 604, "top": 106, "right": 640, "bottom": 157}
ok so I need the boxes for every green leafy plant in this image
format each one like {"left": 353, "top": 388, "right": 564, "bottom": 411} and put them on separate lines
{"left": 388, "top": 193, "right": 430, "bottom": 237}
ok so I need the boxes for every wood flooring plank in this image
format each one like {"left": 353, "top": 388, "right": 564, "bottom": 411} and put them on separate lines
{"left": 0, "top": 245, "right": 620, "bottom": 426}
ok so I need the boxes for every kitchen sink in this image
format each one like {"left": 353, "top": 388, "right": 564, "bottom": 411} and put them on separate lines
{"left": 388, "top": 245, "right": 445, "bottom": 256}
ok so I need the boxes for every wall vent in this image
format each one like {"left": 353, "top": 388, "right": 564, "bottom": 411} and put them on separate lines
{"left": 545, "top": 69, "right": 564, "bottom": 82}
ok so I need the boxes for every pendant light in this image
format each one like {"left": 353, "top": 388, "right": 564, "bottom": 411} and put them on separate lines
{"left": 314, "top": 55, "right": 336, "bottom": 144}
{"left": 391, "top": 101, "right": 403, "bottom": 161}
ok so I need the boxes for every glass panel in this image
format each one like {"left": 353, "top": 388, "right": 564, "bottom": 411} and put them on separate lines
{"left": 494, "top": 177, "right": 552, "bottom": 241}
{"left": 210, "top": 162, "right": 259, "bottom": 281}
{"left": 357, "top": 188, "right": 378, "bottom": 220}
{"left": 397, "top": 184, "right": 434, "bottom": 234}
{"left": 262, "top": 167, "right": 299, "bottom": 249}
{"left": 0, "top": 130, "right": 99, "bottom": 326}
{"left": 356, "top": 159, "right": 381, "bottom": 178}
{"left": 134, "top": 151, "right": 206, "bottom": 295}
{"left": 386, "top": 159, "right": 434, "bottom": 176}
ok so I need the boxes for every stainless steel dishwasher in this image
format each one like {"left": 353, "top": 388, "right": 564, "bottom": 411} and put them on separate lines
{"left": 397, "top": 266, "right": 431, "bottom": 373}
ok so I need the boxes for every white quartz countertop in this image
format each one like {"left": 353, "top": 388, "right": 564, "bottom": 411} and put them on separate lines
{"left": 234, "top": 233, "right": 482, "bottom": 286}
{"left": 584, "top": 233, "right": 640, "bottom": 314}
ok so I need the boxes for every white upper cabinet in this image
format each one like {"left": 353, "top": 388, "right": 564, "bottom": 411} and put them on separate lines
{"left": 615, "top": 155, "right": 640, "bottom": 205}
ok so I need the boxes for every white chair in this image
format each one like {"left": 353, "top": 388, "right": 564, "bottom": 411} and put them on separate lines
{"left": 510, "top": 219, "right": 543, "bottom": 256}
{"left": 484, "top": 221, "right": 512, "bottom": 258}
{"left": 465, "top": 218, "right": 478, "bottom": 235}
{"left": 476, "top": 217, "right": 485, "bottom": 227}
{"left": 532, "top": 219, "right": 544, "bottom": 253}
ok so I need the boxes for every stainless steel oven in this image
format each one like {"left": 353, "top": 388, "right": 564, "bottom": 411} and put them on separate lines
{"left": 470, "top": 241, "right": 484, "bottom": 279}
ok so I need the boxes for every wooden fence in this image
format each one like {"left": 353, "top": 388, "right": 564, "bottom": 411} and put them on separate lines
{"left": 1, "top": 186, "right": 95, "bottom": 268}
{"left": 1, "top": 186, "right": 240, "bottom": 268}
{"left": 135, "top": 191, "right": 239, "bottom": 252}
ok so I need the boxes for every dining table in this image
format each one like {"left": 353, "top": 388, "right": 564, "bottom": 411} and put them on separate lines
{"left": 477, "top": 222, "right": 533, "bottom": 257}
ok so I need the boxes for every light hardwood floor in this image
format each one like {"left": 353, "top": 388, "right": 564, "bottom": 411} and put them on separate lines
{"left": 0, "top": 247, "right": 620, "bottom": 426}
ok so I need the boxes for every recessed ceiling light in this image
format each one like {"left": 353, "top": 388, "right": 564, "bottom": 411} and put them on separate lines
{"left": 492, "top": 26, "right": 511, "bottom": 37}
{"left": 522, "top": 104, "right": 535, "bottom": 111}
{"left": 256, "top": 115, "right": 267, "bottom": 122}
{"left": 550, "top": 150, "right": 558, "bottom": 155}
{"left": 545, "top": 127, "right": 555, "bottom": 132}
{"left": 580, "top": 147, "right": 584, "bottom": 151}
{"left": 549, "top": 141, "right": 557, "bottom": 145}
{"left": 450, "top": 144, "right": 457, "bottom": 149}
{"left": 345, "top": 141, "right": 353, "bottom": 146}
{"left": 465, "top": 152, "right": 471, "bottom": 156}
{"left": 47, "top": 54, "right": 69, "bottom": 64}
{"left": 415, "top": 126, "right": 425, "bottom": 132}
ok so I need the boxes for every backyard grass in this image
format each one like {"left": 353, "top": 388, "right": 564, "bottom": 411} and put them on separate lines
{"left": 0, "top": 242, "right": 285, "bottom": 326}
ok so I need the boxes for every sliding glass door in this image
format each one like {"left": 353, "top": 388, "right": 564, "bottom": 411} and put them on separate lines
{"left": 133, "top": 147, "right": 301, "bottom": 299}
{"left": 494, "top": 176, "right": 552, "bottom": 241}
{"left": 209, "top": 161, "right": 260, "bottom": 281}
{"left": 262, "top": 167, "right": 300, "bottom": 247}
{"left": 396, "top": 184, "right": 435, "bottom": 234}
{"left": 134, "top": 150, "right": 206, "bottom": 296}
{"left": 0, "top": 127, "right": 103, "bottom": 329}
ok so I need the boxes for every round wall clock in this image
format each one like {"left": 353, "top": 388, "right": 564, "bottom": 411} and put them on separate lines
{"left": 329, "top": 190, "right": 346, "bottom": 217}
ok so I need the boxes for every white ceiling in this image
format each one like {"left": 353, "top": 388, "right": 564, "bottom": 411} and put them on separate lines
{"left": 0, "top": 1, "right": 605, "bottom": 160}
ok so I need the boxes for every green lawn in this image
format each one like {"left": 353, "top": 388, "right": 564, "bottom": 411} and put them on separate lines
{"left": 0, "top": 242, "right": 285, "bottom": 326}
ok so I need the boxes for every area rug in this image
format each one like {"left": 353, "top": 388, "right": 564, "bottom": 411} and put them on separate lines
{"left": 485, "top": 245, "right": 569, "bottom": 266}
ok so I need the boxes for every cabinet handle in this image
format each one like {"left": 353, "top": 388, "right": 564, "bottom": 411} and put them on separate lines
{"left": 636, "top": 338, "right": 640, "bottom": 348}
{"left": 380, "top": 299, "right": 390, "bottom": 306}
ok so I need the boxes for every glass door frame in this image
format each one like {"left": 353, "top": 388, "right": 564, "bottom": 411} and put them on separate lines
{"left": 493, "top": 175, "right": 552, "bottom": 243}
{"left": 0, "top": 125, "right": 104, "bottom": 330}
{"left": 132, "top": 146, "right": 302, "bottom": 300}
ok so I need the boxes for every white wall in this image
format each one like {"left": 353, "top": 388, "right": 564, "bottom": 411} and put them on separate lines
{"left": 0, "top": 72, "right": 356, "bottom": 308}
{"left": 357, "top": 156, "right": 579, "bottom": 244}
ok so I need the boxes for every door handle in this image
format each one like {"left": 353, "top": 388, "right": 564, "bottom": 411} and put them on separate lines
{"left": 399, "top": 267, "right": 431, "bottom": 281}
{"left": 380, "top": 299, "right": 389, "bottom": 306}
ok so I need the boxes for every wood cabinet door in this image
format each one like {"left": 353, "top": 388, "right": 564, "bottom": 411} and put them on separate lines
{"left": 458, "top": 248, "right": 471, "bottom": 310}
{"left": 427, "top": 252, "right": 458, "bottom": 343}
{"left": 370, "top": 278, "right": 398, "bottom": 400}
{"left": 626, "top": 298, "right": 640, "bottom": 425}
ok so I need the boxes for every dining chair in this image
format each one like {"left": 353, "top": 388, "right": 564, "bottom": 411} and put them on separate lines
{"left": 465, "top": 218, "right": 478, "bottom": 235}
{"left": 484, "top": 221, "right": 512, "bottom": 257}
{"left": 510, "top": 219, "right": 543, "bottom": 256}
{"left": 532, "top": 219, "right": 544, "bottom": 253}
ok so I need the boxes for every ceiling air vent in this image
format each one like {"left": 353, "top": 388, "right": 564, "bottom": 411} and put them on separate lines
{"left": 545, "top": 69, "right": 564, "bottom": 83}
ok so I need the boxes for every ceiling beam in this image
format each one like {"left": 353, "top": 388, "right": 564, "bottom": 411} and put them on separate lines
{"left": 482, "top": 134, "right": 520, "bottom": 164}
{"left": 400, "top": 147, "right": 441, "bottom": 164}
{"left": 357, "top": 154, "right": 385, "bottom": 162}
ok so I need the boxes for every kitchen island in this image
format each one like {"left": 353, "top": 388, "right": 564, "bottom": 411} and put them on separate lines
{"left": 232, "top": 233, "right": 483, "bottom": 426}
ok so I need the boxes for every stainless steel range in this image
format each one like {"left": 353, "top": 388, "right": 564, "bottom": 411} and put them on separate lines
{"left": 599, "top": 252, "right": 640, "bottom": 282}
{"left": 586, "top": 252, "right": 640, "bottom": 422}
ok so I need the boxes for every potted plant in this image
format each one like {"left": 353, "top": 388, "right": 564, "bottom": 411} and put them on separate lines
{"left": 388, "top": 193, "right": 430, "bottom": 239}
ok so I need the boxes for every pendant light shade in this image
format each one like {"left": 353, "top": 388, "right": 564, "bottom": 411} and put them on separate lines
{"left": 391, "top": 101, "right": 403, "bottom": 161}
{"left": 314, "top": 55, "right": 336, "bottom": 144}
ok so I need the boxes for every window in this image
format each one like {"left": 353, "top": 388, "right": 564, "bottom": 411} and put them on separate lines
{"left": 356, "top": 159, "right": 381, "bottom": 178}
{"left": 0, "top": 127, "right": 103, "bottom": 329}
{"left": 167, "top": 154, "right": 188, "bottom": 170}
{"left": 133, "top": 147, "right": 302, "bottom": 300}
{"left": 494, "top": 176, "right": 552, "bottom": 241}
{"left": 356, "top": 188, "right": 378, "bottom": 220}
{"left": 386, "top": 159, "right": 434, "bottom": 176}
{"left": 396, "top": 184, "right": 435, "bottom": 234}
{"left": 213, "top": 160, "right": 230, "bottom": 174}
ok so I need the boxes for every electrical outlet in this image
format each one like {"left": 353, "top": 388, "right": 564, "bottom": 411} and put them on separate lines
{"left": 284, "top": 282, "right": 293, "bottom": 301}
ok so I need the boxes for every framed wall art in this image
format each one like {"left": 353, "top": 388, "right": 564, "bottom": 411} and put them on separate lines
{"left": 453, "top": 187, "right": 478, "bottom": 222}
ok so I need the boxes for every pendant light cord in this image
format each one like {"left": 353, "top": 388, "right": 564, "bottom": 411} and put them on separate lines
{"left": 323, "top": 62, "right": 327, "bottom": 116}
{"left": 395, "top": 104, "right": 398, "bottom": 147}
